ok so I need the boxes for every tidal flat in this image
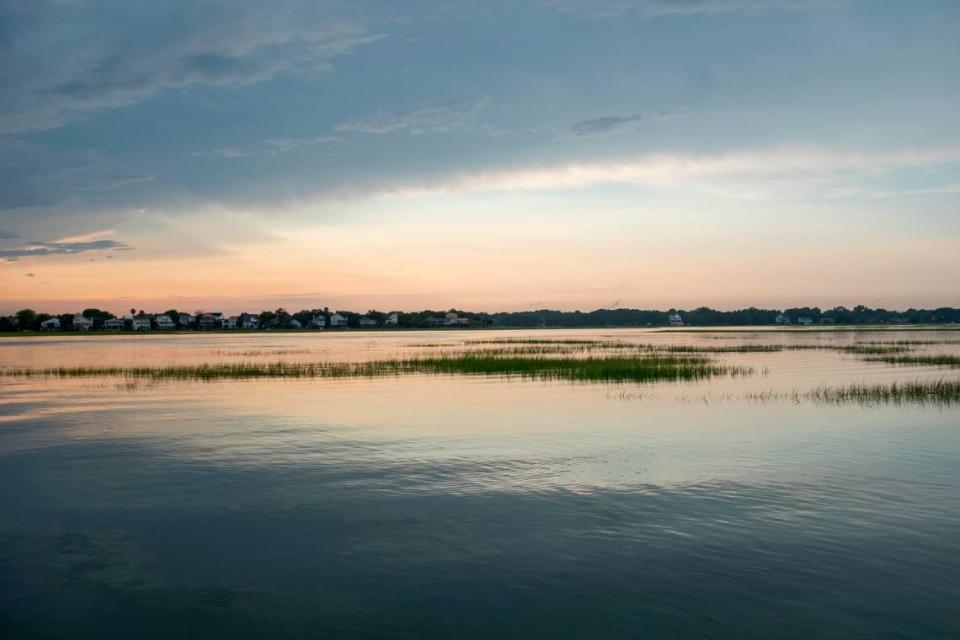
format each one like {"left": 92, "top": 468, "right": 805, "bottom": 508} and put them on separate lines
{"left": 1, "top": 328, "right": 959, "bottom": 638}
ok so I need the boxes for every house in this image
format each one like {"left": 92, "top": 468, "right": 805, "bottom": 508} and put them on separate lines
{"left": 289, "top": 318, "right": 302, "bottom": 329}
{"left": 797, "top": 316, "right": 814, "bottom": 326}
{"left": 425, "top": 316, "right": 444, "bottom": 327}
{"left": 178, "top": 312, "right": 195, "bottom": 328}
{"left": 154, "top": 314, "right": 175, "bottom": 330}
{"left": 311, "top": 315, "right": 326, "bottom": 329}
{"left": 197, "top": 313, "right": 222, "bottom": 330}
{"left": 220, "top": 316, "right": 237, "bottom": 330}
{"left": 239, "top": 313, "right": 259, "bottom": 330}
{"left": 443, "top": 312, "right": 469, "bottom": 326}
{"left": 330, "top": 313, "right": 348, "bottom": 328}
{"left": 774, "top": 313, "right": 791, "bottom": 325}
{"left": 132, "top": 314, "right": 151, "bottom": 331}
{"left": 384, "top": 312, "right": 399, "bottom": 327}
{"left": 40, "top": 317, "right": 61, "bottom": 331}
{"left": 103, "top": 318, "right": 124, "bottom": 331}
{"left": 359, "top": 316, "right": 377, "bottom": 328}
{"left": 71, "top": 315, "right": 93, "bottom": 331}
{"left": 668, "top": 313, "right": 684, "bottom": 327}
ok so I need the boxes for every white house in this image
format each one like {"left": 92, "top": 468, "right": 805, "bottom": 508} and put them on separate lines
{"left": 221, "top": 316, "right": 237, "bottom": 330}
{"left": 330, "top": 313, "right": 347, "bottom": 328}
{"left": 311, "top": 315, "right": 326, "bottom": 329}
{"left": 384, "top": 312, "right": 399, "bottom": 327}
{"left": 239, "top": 314, "right": 259, "bottom": 330}
{"left": 443, "top": 312, "right": 469, "bottom": 326}
{"left": 178, "top": 312, "right": 195, "bottom": 328}
{"left": 154, "top": 314, "right": 175, "bottom": 330}
{"left": 668, "top": 313, "right": 684, "bottom": 327}
{"left": 132, "top": 315, "right": 151, "bottom": 331}
{"left": 71, "top": 315, "right": 93, "bottom": 331}
{"left": 797, "top": 316, "right": 814, "bottom": 326}
{"left": 775, "top": 313, "right": 791, "bottom": 325}
{"left": 40, "top": 317, "right": 61, "bottom": 331}
{"left": 289, "top": 318, "right": 302, "bottom": 329}
{"left": 359, "top": 316, "right": 377, "bottom": 328}
{"left": 103, "top": 318, "right": 124, "bottom": 331}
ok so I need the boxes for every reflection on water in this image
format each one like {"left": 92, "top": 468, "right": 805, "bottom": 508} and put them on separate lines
{"left": 1, "top": 329, "right": 959, "bottom": 638}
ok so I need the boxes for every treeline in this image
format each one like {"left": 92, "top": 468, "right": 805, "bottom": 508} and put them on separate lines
{"left": 1, "top": 304, "right": 958, "bottom": 332}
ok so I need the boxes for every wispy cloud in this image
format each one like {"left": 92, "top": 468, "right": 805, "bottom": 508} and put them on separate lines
{"left": 567, "top": 111, "right": 672, "bottom": 137}
{"left": 265, "top": 135, "right": 338, "bottom": 152}
{"left": 0, "top": 1, "right": 384, "bottom": 133}
{"left": 383, "top": 147, "right": 960, "bottom": 197}
{"left": 0, "top": 240, "right": 131, "bottom": 262}
{"left": 542, "top": 0, "right": 846, "bottom": 18}
{"left": 334, "top": 97, "right": 490, "bottom": 135}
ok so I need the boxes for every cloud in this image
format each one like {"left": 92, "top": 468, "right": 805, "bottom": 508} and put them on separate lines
{"left": 542, "top": 0, "right": 846, "bottom": 18}
{"left": 0, "top": 1, "right": 383, "bottom": 133}
{"left": 382, "top": 147, "right": 960, "bottom": 197}
{"left": 334, "top": 97, "right": 490, "bottom": 135}
{"left": 567, "top": 111, "right": 674, "bottom": 137}
{"left": 265, "top": 136, "right": 339, "bottom": 152}
{"left": 0, "top": 139, "right": 153, "bottom": 210}
{"left": 25, "top": 273, "right": 35, "bottom": 277}
{"left": 0, "top": 240, "right": 131, "bottom": 261}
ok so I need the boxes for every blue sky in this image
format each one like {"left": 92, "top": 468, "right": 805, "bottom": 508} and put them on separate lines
{"left": 1, "top": 0, "right": 958, "bottom": 312}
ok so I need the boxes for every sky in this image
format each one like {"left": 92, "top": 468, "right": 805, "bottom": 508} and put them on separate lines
{"left": 1, "top": 0, "right": 958, "bottom": 314}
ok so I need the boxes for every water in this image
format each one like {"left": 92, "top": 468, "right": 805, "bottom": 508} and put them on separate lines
{"left": 1, "top": 329, "right": 959, "bottom": 638}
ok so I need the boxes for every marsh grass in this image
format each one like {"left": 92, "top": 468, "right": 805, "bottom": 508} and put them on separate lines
{"left": 742, "top": 380, "right": 960, "bottom": 405}
{"left": 3, "top": 354, "right": 748, "bottom": 383}
{"left": 866, "top": 355, "right": 960, "bottom": 367}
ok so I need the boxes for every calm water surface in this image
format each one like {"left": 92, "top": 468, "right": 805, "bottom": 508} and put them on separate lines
{"left": 1, "top": 329, "right": 959, "bottom": 638}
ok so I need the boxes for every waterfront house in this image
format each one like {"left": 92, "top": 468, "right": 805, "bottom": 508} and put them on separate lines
{"left": 40, "top": 317, "right": 61, "bottom": 331}
{"left": 103, "top": 318, "right": 124, "bottom": 331}
{"left": 359, "top": 316, "right": 377, "bottom": 328}
{"left": 197, "top": 313, "right": 222, "bottom": 330}
{"left": 221, "top": 316, "right": 237, "bottom": 330}
{"left": 443, "top": 312, "right": 469, "bottom": 326}
{"left": 384, "top": 312, "right": 399, "bottom": 327}
{"left": 798, "top": 317, "right": 814, "bottom": 326}
{"left": 668, "top": 313, "right": 684, "bottom": 327}
{"left": 311, "top": 315, "right": 326, "bottom": 329}
{"left": 289, "top": 318, "right": 302, "bottom": 329}
{"left": 71, "top": 315, "right": 93, "bottom": 331}
{"left": 132, "top": 314, "right": 151, "bottom": 331}
{"left": 775, "top": 313, "right": 791, "bottom": 325}
{"left": 425, "top": 316, "right": 444, "bottom": 327}
{"left": 178, "top": 312, "right": 195, "bottom": 328}
{"left": 330, "top": 313, "right": 347, "bottom": 328}
{"left": 154, "top": 314, "right": 175, "bottom": 330}
{"left": 239, "top": 313, "right": 259, "bottom": 330}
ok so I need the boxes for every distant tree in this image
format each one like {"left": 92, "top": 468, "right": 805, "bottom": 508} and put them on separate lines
{"left": 163, "top": 309, "right": 180, "bottom": 328}
{"left": 15, "top": 309, "right": 37, "bottom": 330}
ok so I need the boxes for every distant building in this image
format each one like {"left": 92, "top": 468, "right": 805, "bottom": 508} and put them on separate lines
{"left": 178, "top": 312, "right": 195, "bottom": 328}
{"left": 289, "top": 318, "right": 302, "bottom": 329}
{"left": 221, "top": 316, "right": 238, "bottom": 330}
{"left": 197, "top": 313, "right": 222, "bottom": 330}
{"left": 797, "top": 316, "right": 814, "bottom": 326}
{"left": 775, "top": 313, "right": 791, "bottom": 325}
{"left": 102, "top": 318, "right": 124, "bottom": 331}
{"left": 40, "top": 317, "right": 61, "bottom": 331}
{"left": 154, "top": 314, "right": 175, "bottom": 330}
{"left": 71, "top": 315, "right": 93, "bottom": 331}
{"left": 443, "top": 312, "right": 469, "bottom": 326}
{"left": 239, "top": 313, "right": 259, "bottom": 330}
{"left": 330, "top": 313, "right": 347, "bottom": 328}
{"left": 668, "top": 313, "right": 684, "bottom": 327}
{"left": 359, "top": 316, "right": 377, "bottom": 328}
{"left": 384, "top": 312, "right": 399, "bottom": 327}
{"left": 132, "top": 315, "right": 151, "bottom": 331}
{"left": 425, "top": 316, "right": 444, "bottom": 327}
{"left": 311, "top": 315, "right": 326, "bottom": 329}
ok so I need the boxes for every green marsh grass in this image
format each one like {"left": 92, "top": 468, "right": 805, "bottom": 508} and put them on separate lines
{"left": 3, "top": 354, "right": 748, "bottom": 383}
{"left": 865, "top": 355, "right": 960, "bottom": 367}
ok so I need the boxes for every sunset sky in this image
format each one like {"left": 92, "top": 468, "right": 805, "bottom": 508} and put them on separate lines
{"left": 2, "top": 0, "right": 958, "bottom": 314}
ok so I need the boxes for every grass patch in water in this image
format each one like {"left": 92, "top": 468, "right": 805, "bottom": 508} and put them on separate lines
{"left": 865, "top": 355, "right": 960, "bottom": 367}
{"left": 743, "top": 380, "right": 960, "bottom": 405}
{"left": 3, "top": 354, "right": 747, "bottom": 383}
